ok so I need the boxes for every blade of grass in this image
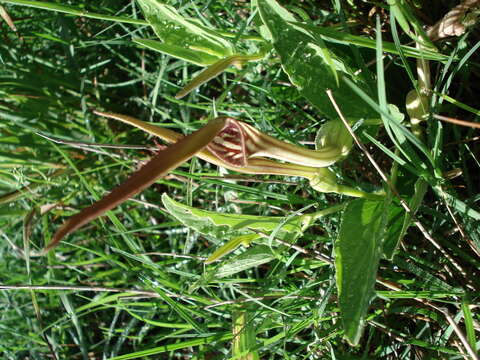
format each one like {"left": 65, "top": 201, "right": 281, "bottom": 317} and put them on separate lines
{"left": 0, "top": 0, "right": 147, "bottom": 25}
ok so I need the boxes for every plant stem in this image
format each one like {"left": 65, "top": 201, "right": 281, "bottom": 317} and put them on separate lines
{"left": 335, "top": 185, "right": 385, "bottom": 201}
{"left": 304, "top": 202, "right": 348, "bottom": 223}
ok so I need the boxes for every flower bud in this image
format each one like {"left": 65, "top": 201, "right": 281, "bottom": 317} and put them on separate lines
{"left": 315, "top": 120, "right": 353, "bottom": 160}
{"left": 309, "top": 168, "right": 341, "bottom": 193}
{"left": 406, "top": 89, "right": 429, "bottom": 121}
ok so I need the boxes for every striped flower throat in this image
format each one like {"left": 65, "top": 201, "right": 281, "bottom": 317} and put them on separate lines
{"left": 207, "top": 117, "right": 343, "bottom": 168}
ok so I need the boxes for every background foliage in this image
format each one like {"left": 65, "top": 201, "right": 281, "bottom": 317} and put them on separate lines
{"left": 0, "top": 0, "right": 479, "bottom": 359}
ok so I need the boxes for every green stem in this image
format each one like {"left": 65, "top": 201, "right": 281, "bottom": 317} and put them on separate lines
{"left": 335, "top": 185, "right": 385, "bottom": 201}
{"left": 303, "top": 202, "right": 348, "bottom": 223}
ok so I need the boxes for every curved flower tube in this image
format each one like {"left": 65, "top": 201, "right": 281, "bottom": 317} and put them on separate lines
{"left": 45, "top": 112, "right": 382, "bottom": 253}
{"left": 208, "top": 117, "right": 344, "bottom": 168}
{"left": 95, "top": 111, "right": 384, "bottom": 200}
{"left": 97, "top": 112, "right": 346, "bottom": 168}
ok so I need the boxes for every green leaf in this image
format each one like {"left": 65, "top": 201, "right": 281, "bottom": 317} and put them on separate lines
{"left": 335, "top": 199, "right": 387, "bottom": 345}
{"left": 162, "top": 194, "right": 306, "bottom": 239}
{"left": 0, "top": 206, "right": 29, "bottom": 217}
{"left": 389, "top": 0, "right": 434, "bottom": 49}
{"left": 136, "top": 0, "right": 234, "bottom": 61}
{"left": 382, "top": 162, "right": 426, "bottom": 262}
{"left": 133, "top": 38, "right": 219, "bottom": 66}
{"left": 206, "top": 233, "right": 261, "bottom": 264}
{"left": 109, "top": 332, "right": 233, "bottom": 360}
{"left": 161, "top": 194, "right": 309, "bottom": 262}
{"left": 382, "top": 204, "right": 404, "bottom": 259}
{"left": 393, "top": 256, "right": 457, "bottom": 292}
{"left": 461, "top": 297, "right": 477, "bottom": 354}
{"left": 0, "top": 0, "right": 148, "bottom": 25}
{"left": 392, "top": 179, "right": 428, "bottom": 257}
{"left": 290, "top": 22, "right": 445, "bottom": 62}
{"left": 257, "top": 0, "right": 377, "bottom": 121}
{"left": 433, "top": 187, "right": 480, "bottom": 221}
{"left": 175, "top": 53, "right": 266, "bottom": 99}
{"left": 142, "top": 276, "right": 206, "bottom": 333}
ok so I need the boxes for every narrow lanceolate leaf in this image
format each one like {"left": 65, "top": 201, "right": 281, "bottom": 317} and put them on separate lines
{"left": 257, "top": 0, "right": 377, "bottom": 121}
{"left": 211, "top": 245, "right": 276, "bottom": 278}
{"left": 43, "top": 118, "right": 226, "bottom": 254}
{"left": 383, "top": 179, "right": 427, "bottom": 259}
{"left": 175, "top": 55, "right": 239, "bottom": 98}
{"left": 381, "top": 204, "right": 404, "bottom": 260}
{"left": 461, "top": 298, "right": 477, "bottom": 353}
{"left": 133, "top": 38, "right": 219, "bottom": 66}
{"left": 162, "top": 193, "right": 308, "bottom": 238}
{"left": 205, "top": 233, "right": 260, "bottom": 264}
{"left": 289, "top": 23, "right": 446, "bottom": 61}
{"left": 335, "top": 199, "right": 388, "bottom": 345}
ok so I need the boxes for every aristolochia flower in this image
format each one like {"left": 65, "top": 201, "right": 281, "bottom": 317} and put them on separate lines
{"left": 44, "top": 113, "right": 381, "bottom": 253}
{"left": 207, "top": 117, "right": 346, "bottom": 168}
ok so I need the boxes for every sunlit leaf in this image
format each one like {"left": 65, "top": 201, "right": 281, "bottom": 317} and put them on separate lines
{"left": 133, "top": 38, "right": 219, "bottom": 66}
{"left": 335, "top": 198, "right": 388, "bottom": 345}
{"left": 257, "top": 0, "right": 377, "bottom": 121}
{"left": 232, "top": 310, "right": 260, "bottom": 360}
{"left": 136, "top": 0, "right": 234, "bottom": 61}
{"left": 162, "top": 193, "right": 309, "bottom": 263}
